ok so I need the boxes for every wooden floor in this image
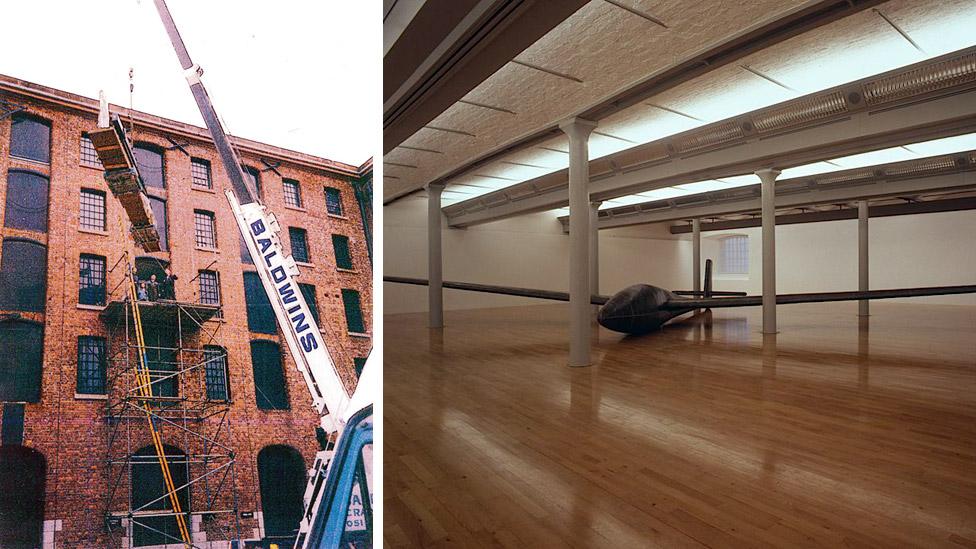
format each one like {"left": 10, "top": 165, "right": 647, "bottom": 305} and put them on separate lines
{"left": 384, "top": 302, "right": 976, "bottom": 548}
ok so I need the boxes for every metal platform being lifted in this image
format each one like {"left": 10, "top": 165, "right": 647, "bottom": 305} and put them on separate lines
{"left": 101, "top": 299, "right": 221, "bottom": 329}
{"left": 88, "top": 115, "right": 162, "bottom": 252}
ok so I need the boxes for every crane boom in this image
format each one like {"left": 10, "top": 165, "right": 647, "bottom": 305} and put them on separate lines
{"left": 149, "top": 1, "right": 374, "bottom": 547}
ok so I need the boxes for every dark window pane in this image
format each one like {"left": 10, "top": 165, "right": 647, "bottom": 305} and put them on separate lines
{"left": 298, "top": 283, "right": 319, "bottom": 325}
{"left": 289, "top": 227, "right": 310, "bottom": 263}
{"left": 131, "top": 445, "right": 188, "bottom": 547}
{"left": 243, "top": 272, "right": 277, "bottom": 334}
{"left": 198, "top": 270, "right": 220, "bottom": 306}
{"left": 203, "top": 346, "right": 229, "bottom": 401}
{"left": 148, "top": 196, "right": 168, "bottom": 251}
{"left": 76, "top": 336, "right": 107, "bottom": 395}
{"left": 332, "top": 234, "right": 353, "bottom": 270}
{"left": 79, "top": 254, "right": 106, "bottom": 306}
{"left": 194, "top": 210, "right": 217, "bottom": 249}
{"left": 79, "top": 189, "right": 106, "bottom": 231}
{"left": 10, "top": 114, "right": 50, "bottom": 163}
{"left": 257, "top": 445, "right": 305, "bottom": 537}
{"left": 354, "top": 357, "right": 367, "bottom": 377}
{"left": 0, "top": 321, "right": 44, "bottom": 402}
{"left": 143, "top": 328, "right": 177, "bottom": 397}
{"left": 191, "top": 158, "right": 211, "bottom": 188}
{"left": 4, "top": 171, "right": 49, "bottom": 232}
{"left": 0, "top": 446, "right": 46, "bottom": 548}
{"left": 341, "top": 289, "right": 365, "bottom": 334}
{"left": 250, "top": 340, "right": 288, "bottom": 410}
{"left": 283, "top": 179, "right": 302, "bottom": 208}
{"left": 325, "top": 187, "right": 343, "bottom": 216}
{"left": 0, "top": 239, "right": 48, "bottom": 312}
{"left": 239, "top": 165, "right": 262, "bottom": 203}
{"left": 133, "top": 145, "right": 165, "bottom": 189}
{"left": 240, "top": 231, "right": 254, "bottom": 264}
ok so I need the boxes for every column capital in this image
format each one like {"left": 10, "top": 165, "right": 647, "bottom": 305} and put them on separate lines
{"left": 558, "top": 117, "right": 598, "bottom": 139}
{"left": 589, "top": 200, "right": 603, "bottom": 209}
{"left": 426, "top": 183, "right": 447, "bottom": 196}
{"left": 754, "top": 168, "right": 781, "bottom": 181}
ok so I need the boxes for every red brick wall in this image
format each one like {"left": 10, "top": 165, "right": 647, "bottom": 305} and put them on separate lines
{"left": 0, "top": 90, "right": 372, "bottom": 547}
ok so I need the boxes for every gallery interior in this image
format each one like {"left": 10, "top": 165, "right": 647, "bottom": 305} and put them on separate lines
{"left": 383, "top": 0, "right": 976, "bottom": 547}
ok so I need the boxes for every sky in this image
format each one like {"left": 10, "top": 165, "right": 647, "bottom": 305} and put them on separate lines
{"left": 0, "top": 0, "right": 379, "bottom": 166}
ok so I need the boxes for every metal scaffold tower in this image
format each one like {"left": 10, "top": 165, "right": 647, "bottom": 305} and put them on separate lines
{"left": 100, "top": 254, "right": 241, "bottom": 548}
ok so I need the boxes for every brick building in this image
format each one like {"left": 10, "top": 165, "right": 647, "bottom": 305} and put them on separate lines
{"left": 0, "top": 74, "right": 373, "bottom": 548}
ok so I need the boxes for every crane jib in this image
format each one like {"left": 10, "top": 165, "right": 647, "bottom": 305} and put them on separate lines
{"left": 249, "top": 218, "right": 320, "bottom": 353}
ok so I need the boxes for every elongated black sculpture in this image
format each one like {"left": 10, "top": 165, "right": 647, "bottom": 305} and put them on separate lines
{"left": 383, "top": 276, "right": 976, "bottom": 336}
{"left": 597, "top": 283, "right": 976, "bottom": 335}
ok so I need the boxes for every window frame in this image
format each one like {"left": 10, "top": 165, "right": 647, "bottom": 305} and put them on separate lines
{"left": 193, "top": 209, "right": 218, "bottom": 250}
{"left": 76, "top": 336, "right": 107, "bottom": 395}
{"left": 325, "top": 187, "right": 344, "bottom": 216}
{"left": 4, "top": 169, "right": 50, "bottom": 233}
{"left": 250, "top": 340, "right": 289, "bottom": 410}
{"left": 190, "top": 158, "right": 212, "bottom": 189}
{"left": 132, "top": 143, "right": 166, "bottom": 189}
{"left": 718, "top": 234, "right": 750, "bottom": 276}
{"left": 283, "top": 179, "right": 303, "bottom": 208}
{"left": 79, "top": 188, "right": 107, "bottom": 232}
{"left": 80, "top": 133, "right": 103, "bottom": 169}
{"left": 79, "top": 253, "right": 107, "bottom": 306}
{"left": 198, "top": 269, "right": 221, "bottom": 307}
{"left": 289, "top": 227, "right": 311, "bottom": 264}
{"left": 9, "top": 113, "right": 51, "bottom": 164}
{"left": 203, "top": 345, "right": 230, "bottom": 401}
{"left": 332, "top": 234, "right": 353, "bottom": 270}
{"left": 341, "top": 289, "right": 366, "bottom": 335}
{"left": 0, "top": 237, "right": 48, "bottom": 313}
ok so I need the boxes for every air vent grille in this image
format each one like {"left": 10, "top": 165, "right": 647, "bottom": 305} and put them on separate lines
{"left": 672, "top": 121, "right": 744, "bottom": 154}
{"left": 752, "top": 91, "right": 848, "bottom": 133}
{"left": 862, "top": 52, "right": 976, "bottom": 106}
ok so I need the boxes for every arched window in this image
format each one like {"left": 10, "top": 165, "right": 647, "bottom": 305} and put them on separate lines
{"left": 257, "top": 445, "right": 305, "bottom": 539}
{"left": 9, "top": 114, "right": 51, "bottom": 163}
{"left": 131, "top": 444, "right": 189, "bottom": 547}
{"left": 250, "top": 340, "right": 288, "bottom": 410}
{"left": 0, "top": 238, "right": 48, "bottom": 312}
{"left": 148, "top": 196, "right": 168, "bottom": 252}
{"left": 243, "top": 165, "right": 262, "bottom": 202}
{"left": 133, "top": 143, "right": 165, "bottom": 189}
{"left": 4, "top": 170, "right": 49, "bottom": 232}
{"left": 243, "top": 272, "right": 277, "bottom": 334}
{"left": 0, "top": 320, "right": 43, "bottom": 403}
{"left": 0, "top": 446, "right": 45, "bottom": 548}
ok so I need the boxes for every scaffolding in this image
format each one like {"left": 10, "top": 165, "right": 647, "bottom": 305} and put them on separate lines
{"left": 101, "top": 254, "right": 242, "bottom": 548}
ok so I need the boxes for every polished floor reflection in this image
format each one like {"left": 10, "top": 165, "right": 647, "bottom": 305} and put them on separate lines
{"left": 384, "top": 302, "right": 976, "bottom": 548}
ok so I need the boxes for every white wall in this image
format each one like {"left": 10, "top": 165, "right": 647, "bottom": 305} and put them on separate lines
{"left": 385, "top": 195, "right": 976, "bottom": 314}
{"left": 703, "top": 210, "right": 976, "bottom": 306}
{"left": 384, "top": 195, "right": 687, "bottom": 314}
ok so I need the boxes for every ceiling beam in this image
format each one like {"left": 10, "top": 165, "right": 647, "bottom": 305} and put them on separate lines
{"left": 446, "top": 47, "right": 976, "bottom": 227}
{"left": 668, "top": 196, "right": 976, "bottom": 233}
{"left": 566, "top": 164, "right": 976, "bottom": 231}
{"left": 393, "top": 0, "right": 885, "bottom": 202}
{"left": 384, "top": 0, "right": 589, "bottom": 155}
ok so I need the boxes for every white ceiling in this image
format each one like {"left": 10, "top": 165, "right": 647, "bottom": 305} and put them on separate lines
{"left": 384, "top": 0, "right": 976, "bottom": 204}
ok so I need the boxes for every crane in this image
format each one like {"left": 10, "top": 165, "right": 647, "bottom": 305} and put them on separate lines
{"left": 147, "top": 1, "right": 375, "bottom": 546}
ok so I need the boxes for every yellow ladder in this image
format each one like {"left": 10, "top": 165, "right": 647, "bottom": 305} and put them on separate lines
{"left": 126, "top": 267, "right": 193, "bottom": 547}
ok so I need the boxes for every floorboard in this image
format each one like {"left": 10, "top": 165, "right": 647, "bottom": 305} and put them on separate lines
{"left": 384, "top": 302, "right": 976, "bottom": 548}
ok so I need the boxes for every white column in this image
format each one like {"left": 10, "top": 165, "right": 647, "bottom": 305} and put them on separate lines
{"left": 559, "top": 117, "right": 597, "bottom": 367}
{"left": 858, "top": 200, "right": 870, "bottom": 317}
{"left": 756, "top": 168, "right": 781, "bottom": 334}
{"left": 589, "top": 201, "right": 602, "bottom": 297}
{"left": 427, "top": 183, "right": 445, "bottom": 328}
{"left": 692, "top": 218, "right": 701, "bottom": 294}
